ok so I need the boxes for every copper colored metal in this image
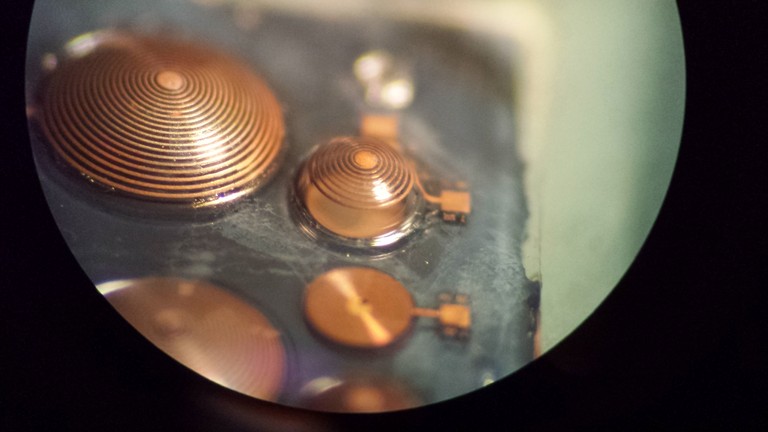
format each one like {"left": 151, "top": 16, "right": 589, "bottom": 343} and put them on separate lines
{"left": 303, "top": 267, "right": 415, "bottom": 348}
{"left": 294, "top": 136, "right": 417, "bottom": 241}
{"left": 301, "top": 376, "right": 421, "bottom": 412}
{"left": 359, "top": 114, "right": 401, "bottom": 149}
{"left": 304, "top": 267, "right": 472, "bottom": 347}
{"left": 414, "top": 292, "right": 472, "bottom": 338}
{"left": 98, "top": 277, "right": 286, "bottom": 401}
{"left": 38, "top": 31, "right": 285, "bottom": 207}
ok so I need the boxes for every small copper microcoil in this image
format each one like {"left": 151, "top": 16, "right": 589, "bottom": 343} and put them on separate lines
{"left": 38, "top": 31, "right": 285, "bottom": 207}
{"left": 295, "top": 136, "right": 417, "bottom": 240}
{"left": 303, "top": 267, "right": 471, "bottom": 349}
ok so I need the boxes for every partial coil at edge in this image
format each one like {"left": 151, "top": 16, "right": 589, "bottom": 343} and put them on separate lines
{"left": 36, "top": 31, "right": 285, "bottom": 207}
{"left": 98, "top": 277, "right": 286, "bottom": 401}
{"left": 294, "top": 136, "right": 418, "bottom": 241}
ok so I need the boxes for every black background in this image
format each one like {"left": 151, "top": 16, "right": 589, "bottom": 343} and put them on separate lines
{"left": 2, "top": 1, "right": 765, "bottom": 430}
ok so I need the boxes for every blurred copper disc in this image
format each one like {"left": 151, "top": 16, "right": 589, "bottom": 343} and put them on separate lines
{"left": 304, "top": 267, "right": 414, "bottom": 348}
{"left": 295, "top": 136, "right": 417, "bottom": 240}
{"left": 98, "top": 277, "right": 285, "bottom": 401}
{"left": 300, "top": 376, "right": 421, "bottom": 412}
{"left": 38, "top": 31, "right": 285, "bottom": 207}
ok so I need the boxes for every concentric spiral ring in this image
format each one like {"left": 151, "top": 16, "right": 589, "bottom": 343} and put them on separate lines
{"left": 304, "top": 136, "right": 413, "bottom": 210}
{"left": 294, "top": 136, "right": 417, "bottom": 241}
{"left": 98, "top": 277, "right": 286, "bottom": 401}
{"left": 303, "top": 267, "right": 415, "bottom": 348}
{"left": 38, "top": 31, "right": 285, "bottom": 207}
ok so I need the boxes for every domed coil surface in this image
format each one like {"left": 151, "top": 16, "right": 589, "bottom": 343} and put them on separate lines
{"left": 295, "top": 136, "right": 417, "bottom": 240}
{"left": 303, "top": 136, "right": 413, "bottom": 210}
{"left": 37, "top": 31, "right": 285, "bottom": 207}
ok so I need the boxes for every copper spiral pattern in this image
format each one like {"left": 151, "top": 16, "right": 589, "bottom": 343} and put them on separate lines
{"left": 98, "top": 277, "right": 286, "bottom": 401}
{"left": 304, "top": 136, "right": 413, "bottom": 210}
{"left": 295, "top": 136, "right": 416, "bottom": 241}
{"left": 38, "top": 32, "right": 285, "bottom": 207}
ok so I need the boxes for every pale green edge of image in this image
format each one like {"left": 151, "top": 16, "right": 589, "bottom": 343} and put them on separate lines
{"left": 528, "top": 1, "right": 686, "bottom": 353}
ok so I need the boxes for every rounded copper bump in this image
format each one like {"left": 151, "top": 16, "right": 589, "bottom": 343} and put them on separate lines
{"left": 98, "top": 277, "right": 286, "bottom": 401}
{"left": 295, "top": 136, "right": 416, "bottom": 240}
{"left": 38, "top": 31, "right": 285, "bottom": 207}
{"left": 300, "top": 376, "right": 421, "bottom": 412}
{"left": 304, "top": 267, "right": 414, "bottom": 348}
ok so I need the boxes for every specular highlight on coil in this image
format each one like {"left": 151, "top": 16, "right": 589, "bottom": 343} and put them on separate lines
{"left": 293, "top": 136, "right": 420, "bottom": 244}
{"left": 37, "top": 31, "right": 285, "bottom": 207}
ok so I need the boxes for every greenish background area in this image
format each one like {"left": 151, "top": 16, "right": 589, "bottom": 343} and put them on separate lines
{"left": 534, "top": 1, "right": 685, "bottom": 352}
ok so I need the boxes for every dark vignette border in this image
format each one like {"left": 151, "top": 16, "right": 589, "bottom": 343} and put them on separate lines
{"left": 2, "top": 1, "right": 765, "bottom": 430}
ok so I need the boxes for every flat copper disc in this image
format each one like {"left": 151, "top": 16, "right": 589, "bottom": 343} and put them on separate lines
{"left": 98, "top": 277, "right": 285, "bottom": 401}
{"left": 304, "top": 267, "right": 414, "bottom": 348}
{"left": 38, "top": 31, "right": 285, "bottom": 207}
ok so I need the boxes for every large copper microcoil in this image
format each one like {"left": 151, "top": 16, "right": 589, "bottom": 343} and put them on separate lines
{"left": 295, "top": 136, "right": 417, "bottom": 240}
{"left": 37, "top": 31, "right": 285, "bottom": 206}
{"left": 98, "top": 277, "right": 286, "bottom": 401}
